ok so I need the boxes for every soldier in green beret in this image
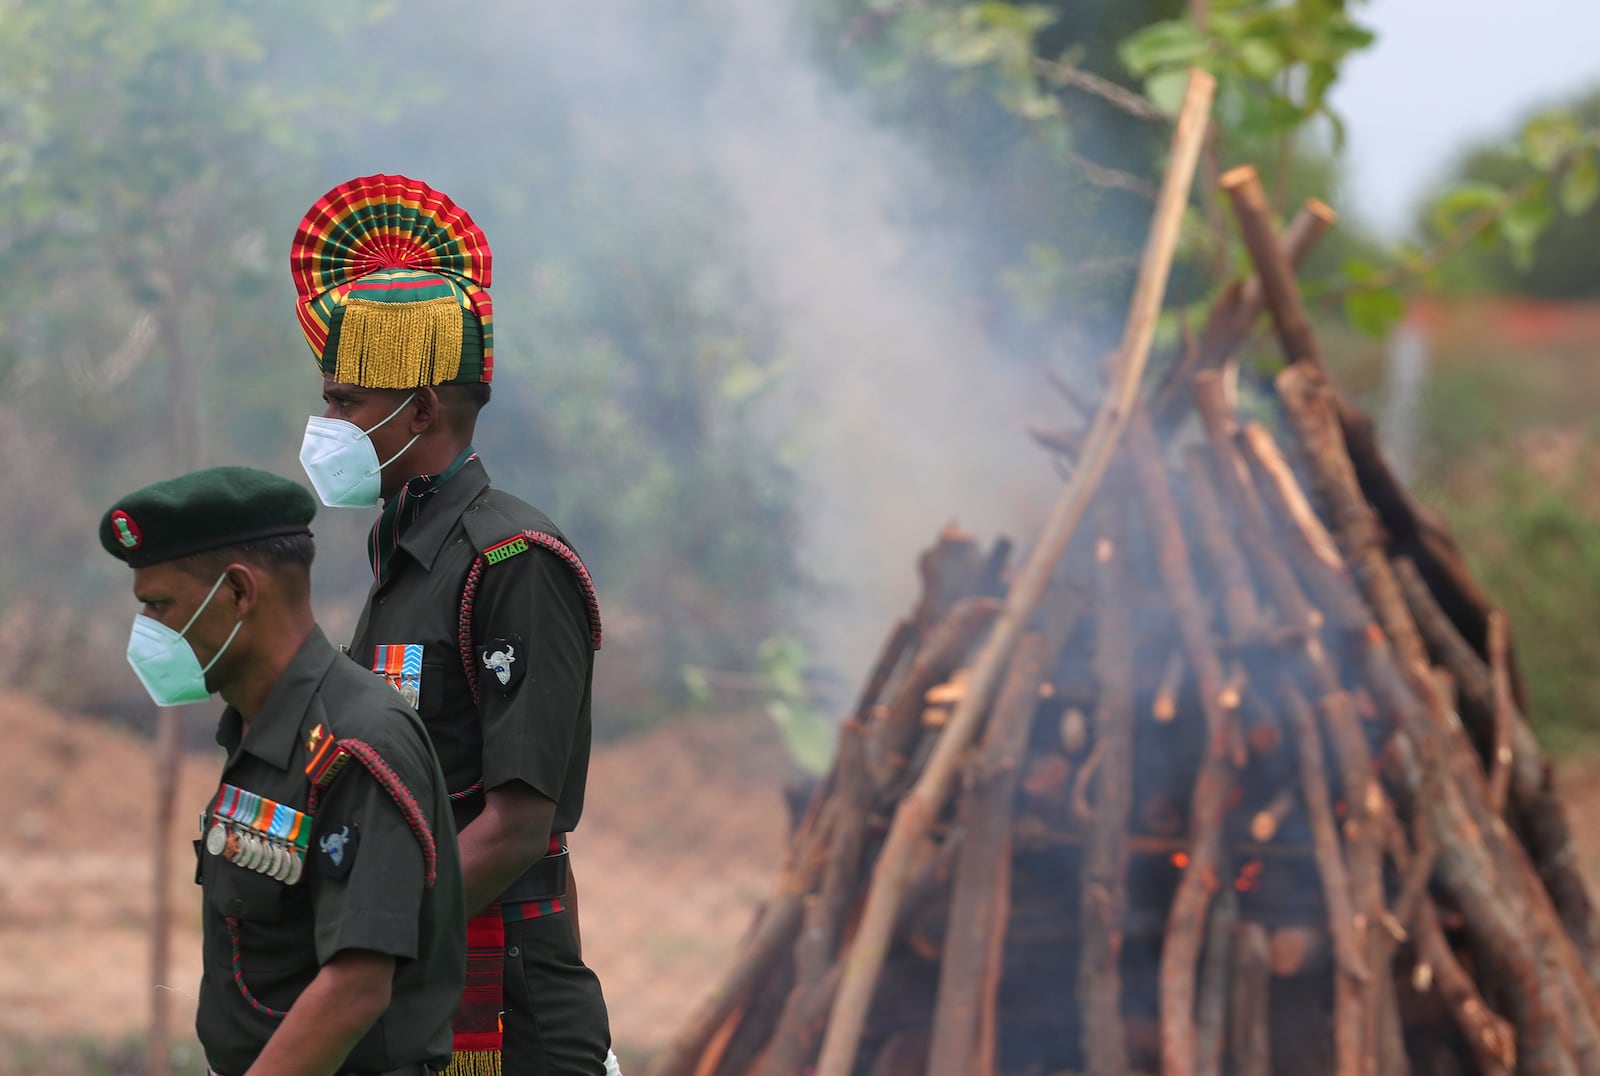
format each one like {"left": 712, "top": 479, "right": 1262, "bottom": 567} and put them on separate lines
{"left": 102, "top": 466, "right": 465, "bottom": 1076}
{"left": 289, "top": 175, "right": 615, "bottom": 1075}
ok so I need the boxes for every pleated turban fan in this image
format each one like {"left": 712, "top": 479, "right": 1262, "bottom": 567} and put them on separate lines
{"left": 291, "top": 174, "right": 495, "bottom": 388}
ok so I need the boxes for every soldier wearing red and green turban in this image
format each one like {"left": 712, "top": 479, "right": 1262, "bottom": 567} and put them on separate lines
{"left": 290, "top": 174, "right": 615, "bottom": 1076}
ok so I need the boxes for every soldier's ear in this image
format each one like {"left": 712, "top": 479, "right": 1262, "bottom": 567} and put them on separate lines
{"left": 220, "top": 563, "right": 262, "bottom": 617}
{"left": 409, "top": 386, "right": 442, "bottom": 435}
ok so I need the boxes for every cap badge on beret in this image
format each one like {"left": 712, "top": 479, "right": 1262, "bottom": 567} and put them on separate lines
{"left": 110, "top": 510, "right": 143, "bottom": 551}
{"left": 290, "top": 174, "right": 494, "bottom": 389}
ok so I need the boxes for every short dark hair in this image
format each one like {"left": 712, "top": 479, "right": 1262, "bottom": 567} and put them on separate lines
{"left": 439, "top": 381, "right": 492, "bottom": 425}
{"left": 172, "top": 533, "right": 316, "bottom": 582}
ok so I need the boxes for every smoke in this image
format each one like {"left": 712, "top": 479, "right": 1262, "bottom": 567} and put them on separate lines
{"left": 492, "top": 2, "right": 1064, "bottom": 699}
{"left": 702, "top": 7, "right": 1055, "bottom": 697}
{"left": 283, "top": 0, "right": 1098, "bottom": 708}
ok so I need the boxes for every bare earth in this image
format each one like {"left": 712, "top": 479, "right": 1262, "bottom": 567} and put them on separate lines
{"left": 7, "top": 694, "right": 1600, "bottom": 1072}
{"left": 0, "top": 695, "right": 792, "bottom": 1070}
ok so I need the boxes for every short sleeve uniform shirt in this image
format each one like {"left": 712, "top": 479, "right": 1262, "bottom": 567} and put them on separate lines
{"left": 348, "top": 457, "right": 598, "bottom": 835}
{"left": 194, "top": 627, "right": 464, "bottom": 1076}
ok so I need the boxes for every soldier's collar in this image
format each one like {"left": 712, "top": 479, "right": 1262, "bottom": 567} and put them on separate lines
{"left": 397, "top": 455, "right": 491, "bottom": 573}
{"left": 216, "top": 626, "right": 340, "bottom": 771}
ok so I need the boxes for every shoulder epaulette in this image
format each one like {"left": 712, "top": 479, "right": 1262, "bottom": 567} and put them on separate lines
{"left": 304, "top": 722, "right": 352, "bottom": 789}
{"left": 301, "top": 724, "right": 439, "bottom": 889}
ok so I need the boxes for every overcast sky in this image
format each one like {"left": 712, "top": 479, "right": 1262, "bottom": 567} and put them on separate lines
{"left": 1329, "top": 0, "right": 1600, "bottom": 238}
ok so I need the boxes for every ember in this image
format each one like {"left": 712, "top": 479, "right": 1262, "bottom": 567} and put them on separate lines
{"left": 650, "top": 82, "right": 1598, "bottom": 1076}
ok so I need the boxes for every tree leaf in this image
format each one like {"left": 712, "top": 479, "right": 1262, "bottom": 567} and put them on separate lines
{"left": 1560, "top": 150, "right": 1599, "bottom": 216}
{"left": 766, "top": 700, "right": 836, "bottom": 777}
{"left": 1343, "top": 288, "right": 1405, "bottom": 338}
{"left": 681, "top": 666, "right": 714, "bottom": 709}
{"left": 1236, "top": 38, "right": 1284, "bottom": 81}
{"left": 1428, "top": 181, "right": 1502, "bottom": 236}
{"left": 1522, "top": 111, "right": 1581, "bottom": 172}
{"left": 1143, "top": 68, "right": 1192, "bottom": 116}
{"left": 975, "top": 1, "right": 1057, "bottom": 36}
{"left": 1118, "top": 20, "right": 1209, "bottom": 76}
{"left": 1502, "top": 186, "right": 1555, "bottom": 270}
{"left": 1341, "top": 257, "right": 1382, "bottom": 285}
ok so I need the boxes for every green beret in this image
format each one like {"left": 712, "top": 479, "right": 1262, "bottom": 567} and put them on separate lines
{"left": 100, "top": 467, "right": 316, "bottom": 568}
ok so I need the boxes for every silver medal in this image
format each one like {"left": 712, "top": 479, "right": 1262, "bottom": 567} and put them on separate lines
{"left": 205, "top": 822, "right": 227, "bottom": 857}
{"left": 274, "top": 844, "right": 294, "bottom": 882}
{"left": 286, "top": 852, "right": 304, "bottom": 885}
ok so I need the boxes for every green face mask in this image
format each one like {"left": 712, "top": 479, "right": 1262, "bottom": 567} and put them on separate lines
{"left": 124, "top": 572, "right": 242, "bottom": 706}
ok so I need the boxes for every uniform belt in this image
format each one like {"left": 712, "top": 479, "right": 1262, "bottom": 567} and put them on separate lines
{"left": 500, "top": 845, "right": 569, "bottom": 905}
{"left": 212, "top": 1063, "right": 438, "bottom": 1069}
{"left": 210, "top": 1067, "right": 435, "bottom": 1076}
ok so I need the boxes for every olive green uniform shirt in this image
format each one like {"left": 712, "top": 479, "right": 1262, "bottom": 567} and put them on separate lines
{"left": 195, "top": 626, "right": 465, "bottom": 1076}
{"left": 349, "top": 457, "right": 595, "bottom": 835}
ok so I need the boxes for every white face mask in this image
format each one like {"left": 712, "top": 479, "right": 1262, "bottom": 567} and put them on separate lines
{"left": 125, "top": 572, "right": 243, "bottom": 707}
{"left": 298, "top": 393, "right": 420, "bottom": 508}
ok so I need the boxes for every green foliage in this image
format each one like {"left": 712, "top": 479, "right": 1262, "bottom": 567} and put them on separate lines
{"left": 683, "top": 636, "right": 836, "bottom": 774}
{"left": 0, "top": 0, "right": 802, "bottom": 727}
{"left": 1355, "top": 337, "right": 1600, "bottom": 754}
{"left": 1121, "top": 0, "right": 1374, "bottom": 142}
{"left": 1418, "top": 89, "right": 1600, "bottom": 300}
{"left": 0, "top": 0, "right": 380, "bottom": 609}
{"left": 1342, "top": 287, "right": 1405, "bottom": 339}
{"left": 816, "top": 0, "right": 1400, "bottom": 343}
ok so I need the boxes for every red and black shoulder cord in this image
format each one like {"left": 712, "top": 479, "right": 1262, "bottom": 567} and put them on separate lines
{"left": 450, "top": 529, "right": 604, "bottom": 805}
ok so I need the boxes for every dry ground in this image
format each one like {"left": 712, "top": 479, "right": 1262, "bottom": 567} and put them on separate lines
{"left": 0, "top": 695, "right": 793, "bottom": 1072}
{"left": 5, "top": 694, "right": 1600, "bottom": 1073}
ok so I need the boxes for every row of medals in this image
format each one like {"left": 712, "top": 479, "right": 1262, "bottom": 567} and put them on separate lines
{"left": 206, "top": 819, "right": 304, "bottom": 884}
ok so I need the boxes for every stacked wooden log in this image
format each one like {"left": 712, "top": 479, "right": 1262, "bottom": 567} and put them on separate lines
{"left": 647, "top": 73, "right": 1600, "bottom": 1076}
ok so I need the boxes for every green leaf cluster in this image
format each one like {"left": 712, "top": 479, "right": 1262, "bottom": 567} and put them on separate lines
{"left": 1417, "top": 92, "right": 1600, "bottom": 294}
{"left": 682, "top": 635, "right": 836, "bottom": 775}
{"left": 1119, "top": 0, "right": 1374, "bottom": 143}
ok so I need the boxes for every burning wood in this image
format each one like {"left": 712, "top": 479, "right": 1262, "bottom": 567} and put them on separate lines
{"left": 1151, "top": 649, "right": 1184, "bottom": 724}
{"left": 648, "top": 144, "right": 1600, "bottom": 1076}
{"left": 1248, "top": 788, "right": 1295, "bottom": 844}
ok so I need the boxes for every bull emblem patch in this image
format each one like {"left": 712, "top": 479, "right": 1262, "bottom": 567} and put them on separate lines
{"left": 316, "top": 822, "right": 359, "bottom": 880}
{"left": 480, "top": 634, "right": 525, "bottom": 693}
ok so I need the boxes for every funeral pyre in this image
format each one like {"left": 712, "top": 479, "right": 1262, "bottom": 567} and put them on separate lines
{"left": 647, "top": 74, "right": 1600, "bottom": 1076}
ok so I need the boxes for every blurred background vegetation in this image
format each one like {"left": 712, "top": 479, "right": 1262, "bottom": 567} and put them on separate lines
{"left": 2, "top": 0, "right": 1599, "bottom": 756}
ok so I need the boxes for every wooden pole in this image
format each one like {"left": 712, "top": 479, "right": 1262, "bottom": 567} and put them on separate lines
{"left": 811, "top": 66, "right": 1216, "bottom": 1076}
{"left": 1150, "top": 197, "right": 1335, "bottom": 430}
{"left": 1280, "top": 681, "right": 1370, "bottom": 1076}
{"left": 1220, "top": 166, "right": 1322, "bottom": 368}
{"left": 148, "top": 707, "right": 181, "bottom": 1076}
{"left": 1486, "top": 610, "right": 1515, "bottom": 817}
{"left": 926, "top": 634, "right": 1052, "bottom": 1076}
{"left": 149, "top": 294, "right": 198, "bottom": 1076}
{"left": 1229, "top": 923, "right": 1273, "bottom": 1076}
{"left": 1076, "top": 496, "right": 1137, "bottom": 1076}
{"left": 1128, "top": 403, "right": 1238, "bottom": 1076}
{"left": 1195, "top": 889, "right": 1238, "bottom": 1076}
{"left": 757, "top": 722, "right": 872, "bottom": 1076}
{"left": 1389, "top": 556, "right": 1600, "bottom": 977}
